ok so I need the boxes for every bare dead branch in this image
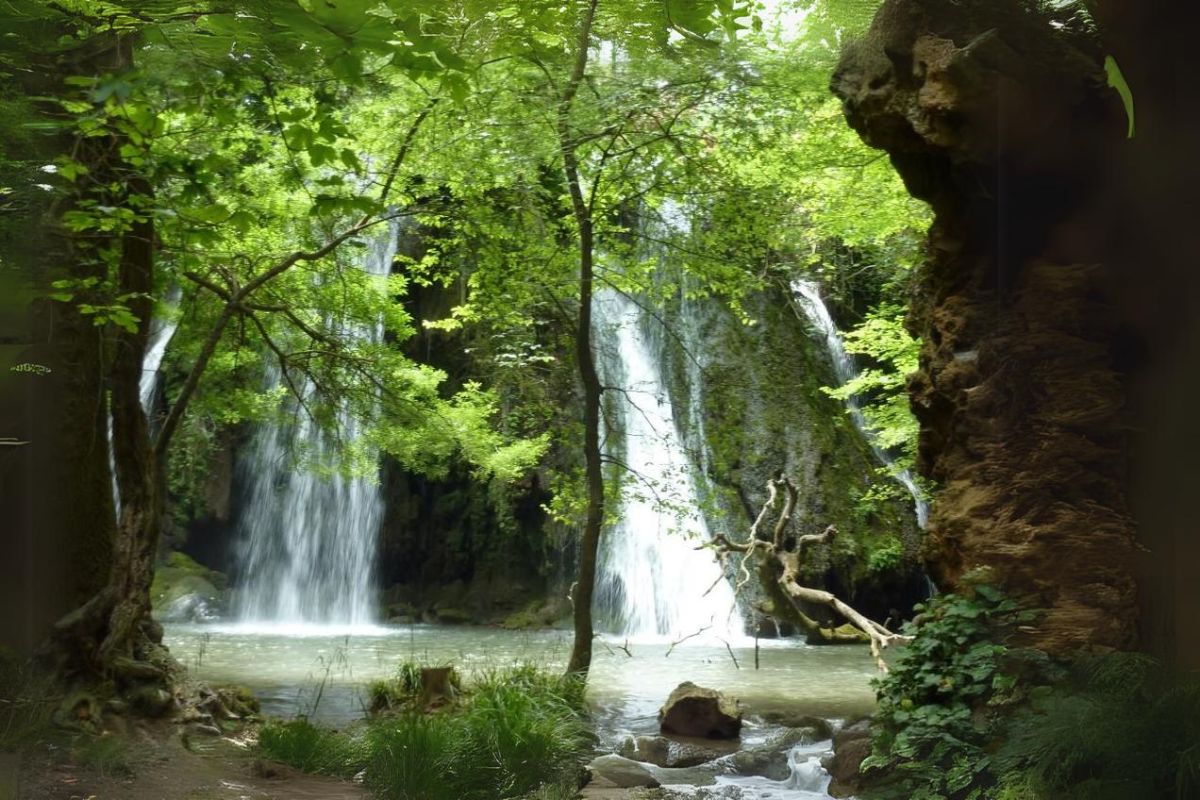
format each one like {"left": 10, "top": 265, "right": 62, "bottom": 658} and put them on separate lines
{"left": 711, "top": 472, "right": 912, "bottom": 672}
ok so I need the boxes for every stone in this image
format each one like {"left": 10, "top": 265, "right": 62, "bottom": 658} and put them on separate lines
{"left": 587, "top": 755, "right": 661, "bottom": 788}
{"left": 432, "top": 607, "right": 473, "bottom": 625}
{"left": 759, "top": 712, "right": 834, "bottom": 740}
{"left": 727, "top": 728, "right": 820, "bottom": 782}
{"left": 158, "top": 591, "right": 220, "bottom": 623}
{"left": 658, "top": 682, "right": 742, "bottom": 739}
{"left": 618, "top": 734, "right": 737, "bottom": 768}
{"left": 825, "top": 717, "right": 874, "bottom": 798}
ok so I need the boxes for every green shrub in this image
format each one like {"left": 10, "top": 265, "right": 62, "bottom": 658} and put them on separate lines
{"left": 262, "top": 664, "right": 591, "bottom": 800}
{"left": 862, "top": 585, "right": 1033, "bottom": 799}
{"left": 993, "top": 653, "right": 1200, "bottom": 800}
{"left": 865, "top": 536, "right": 904, "bottom": 575}
{"left": 258, "top": 718, "right": 360, "bottom": 777}
{"left": 363, "top": 713, "right": 458, "bottom": 800}
{"left": 453, "top": 673, "right": 590, "bottom": 799}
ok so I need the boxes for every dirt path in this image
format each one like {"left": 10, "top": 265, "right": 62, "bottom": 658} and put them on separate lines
{"left": 12, "top": 723, "right": 367, "bottom": 800}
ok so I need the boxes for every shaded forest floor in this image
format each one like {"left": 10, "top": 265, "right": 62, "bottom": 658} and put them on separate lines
{"left": 8, "top": 723, "right": 366, "bottom": 800}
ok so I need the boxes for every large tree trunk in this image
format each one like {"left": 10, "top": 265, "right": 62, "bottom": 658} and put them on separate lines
{"left": 831, "top": 0, "right": 1143, "bottom": 654}
{"left": 39, "top": 36, "right": 174, "bottom": 692}
{"left": 98, "top": 168, "right": 162, "bottom": 667}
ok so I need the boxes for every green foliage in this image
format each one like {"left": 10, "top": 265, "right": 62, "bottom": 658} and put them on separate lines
{"left": 824, "top": 302, "right": 920, "bottom": 466}
{"left": 258, "top": 718, "right": 362, "bottom": 778}
{"left": 71, "top": 734, "right": 134, "bottom": 778}
{"left": 363, "top": 713, "right": 460, "bottom": 800}
{"left": 1104, "top": 55, "right": 1136, "bottom": 139}
{"left": 866, "top": 536, "right": 904, "bottom": 575}
{"left": 994, "top": 653, "right": 1200, "bottom": 800}
{"left": 265, "top": 665, "right": 589, "bottom": 800}
{"left": 864, "top": 585, "right": 1034, "bottom": 799}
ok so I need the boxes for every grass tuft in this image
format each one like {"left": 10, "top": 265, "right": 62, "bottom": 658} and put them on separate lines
{"left": 258, "top": 718, "right": 361, "bottom": 778}
{"left": 261, "top": 664, "right": 591, "bottom": 800}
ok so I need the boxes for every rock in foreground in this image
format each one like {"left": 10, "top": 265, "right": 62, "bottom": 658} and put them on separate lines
{"left": 658, "top": 682, "right": 742, "bottom": 739}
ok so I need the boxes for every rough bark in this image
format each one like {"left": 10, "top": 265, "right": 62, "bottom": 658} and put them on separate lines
{"left": 831, "top": 0, "right": 1140, "bottom": 653}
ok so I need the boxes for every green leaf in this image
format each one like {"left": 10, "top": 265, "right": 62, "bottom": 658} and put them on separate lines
{"left": 1104, "top": 55, "right": 1135, "bottom": 140}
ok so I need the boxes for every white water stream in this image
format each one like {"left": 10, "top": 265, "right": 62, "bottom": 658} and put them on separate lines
{"left": 231, "top": 224, "right": 398, "bottom": 630}
{"left": 593, "top": 289, "right": 744, "bottom": 640}
{"left": 110, "top": 286, "right": 181, "bottom": 517}
{"left": 791, "top": 279, "right": 929, "bottom": 528}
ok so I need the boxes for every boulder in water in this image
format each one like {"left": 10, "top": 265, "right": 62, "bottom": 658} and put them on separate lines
{"left": 586, "top": 754, "right": 661, "bottom": 788}
{"left": 618, "top": 734, "right": 738, "bottom": 767}
{"left": 151, "top": 552, "right": 225, "bottom": 621}
{"left": 823, "top": 717, "right": 873, "bottom": 798}
{"left": 658, "top": 682, "right": 742, "bottom": 739}
{"left": 759, "top": 711, "right": 834, "bottom": 740}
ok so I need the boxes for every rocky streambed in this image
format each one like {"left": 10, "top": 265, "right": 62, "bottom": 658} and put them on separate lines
{"left": 165, "top": 623, "right": 879, "bottom": 800}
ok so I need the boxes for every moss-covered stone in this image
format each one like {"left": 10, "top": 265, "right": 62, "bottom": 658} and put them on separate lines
{"left": 150, "top": 551, "right": 227, "bottom": 620}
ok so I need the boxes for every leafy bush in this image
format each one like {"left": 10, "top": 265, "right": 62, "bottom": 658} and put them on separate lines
{"left": 863, "top": 585, "right": 1032, "bottom": 799}
{"left": 865, "top": 536, "right": 904, "bottom": 575}
{"left": 453, "top": 670, "right": 590, "bottom": 799}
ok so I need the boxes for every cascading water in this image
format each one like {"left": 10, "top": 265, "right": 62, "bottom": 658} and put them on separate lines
{"left": 232, "top": 223, "right": 397, "bottom": 631}
{"left": 791, "top": 279, "right": 929, "bottom": 528}
{"left": 110, "top": 286, "right": 181, "bottom": 517}
{"left": 593, "top": 289, "right": 743, "bottom": 640}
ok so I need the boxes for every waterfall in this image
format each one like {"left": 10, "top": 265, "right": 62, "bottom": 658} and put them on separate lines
{"left": 593, "top": 288, "right": 743, "bottom": 640}
{"left": 231, "top": 223, "right": 397, "bottom": 631}
{"left": 110, "top": 286, "right": 180, "bottom": 517}
{"left": 791, "top": 279, "right": 929, "bottom": 528}
{"left": 139, "top": 286, "right": 181, "bottom": 416}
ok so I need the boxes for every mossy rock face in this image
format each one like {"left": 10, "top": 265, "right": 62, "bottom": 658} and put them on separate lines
{"left": 432, "top": 607, "right": 474, "bottom": 625}
{"left": 498, "top": 597, "right": 572, "bottom": 630}
{"left": 151, "top": 551, "right": 227, "bottom": 621}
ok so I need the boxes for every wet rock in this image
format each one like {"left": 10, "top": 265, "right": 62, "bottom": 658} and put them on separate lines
{"left": 727, "top": 727, "right": 821, "bottom": 782}
{"left": 619, "top": 734, "right": 738, "bottom": 768}
{"left": 758, "top": 711, "right": 834, "bottom": 740}
{"left": 659, "top": 682, "right": 742, "bottom": 739}
{"left": 587, "top": 754, "right": 661, "bottom": 788}
{"left": 159, "top": 592, "right": 220, "bottom": 623}
{"left": 432, "top": 607, "right": 473, "bottom": 625}
{"left": 824, "top": 717, "right": 874, "bottom": 798}
{"left": 151, "top": 552, "right": 227, "bottom": 622}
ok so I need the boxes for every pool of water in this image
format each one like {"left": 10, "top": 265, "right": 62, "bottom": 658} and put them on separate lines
{"left": 165, "top": 623, "right": 879, "bottom": 799}
{"left": 166, "top": 623, "right": 876, "bottom": 728}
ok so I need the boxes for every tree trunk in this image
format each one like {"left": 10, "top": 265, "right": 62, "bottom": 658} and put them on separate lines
{"left": 562, "top": 0, "right": 603, "bottom": 677}
{"left": 98, "top": 166, "right": 162, "bottom": 668}
{"left": 40, "top": 36, "right": 173, "bottom": 689}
